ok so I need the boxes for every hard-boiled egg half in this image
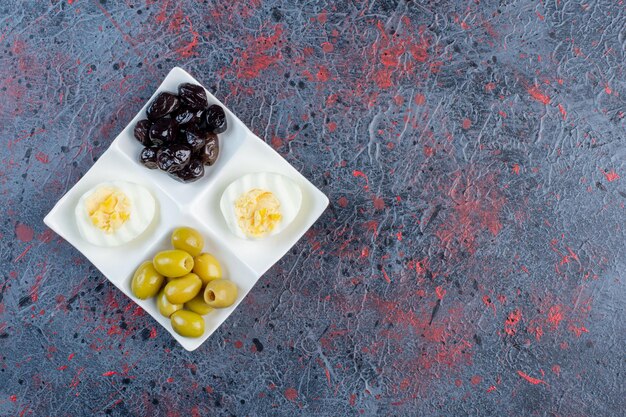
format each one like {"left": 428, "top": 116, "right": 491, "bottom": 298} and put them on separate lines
{"left": 75, "top": 181, "right": 156, "bottom": 246}
{"left": 220, "top": 172, "right": 302, "bottom": 240}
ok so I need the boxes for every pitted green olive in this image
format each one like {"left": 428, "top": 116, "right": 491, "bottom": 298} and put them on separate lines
{"left": 153, "top": 250, "right": 194, "bottom": 278}
{"left": 193, "top": 253, "right": 222, "bottom": 285}
{"left": 157, "top": 289, "right": 182, "bottom": 317}
{"left": 171, "top": 227, "right": 204, "bottom": 257}
{"left": 203, "top": 279, "right": 238, "bottom": 308}
{"left": 131, "top": 261, "right": 164, "bottom": 299}
{"left": 185, "top": 293, "right": 214, "bottom": 315}
{"left": 171, "top": 310, "right": 205, "bottom": 338}
{"left": 164, "top": 273, "right": 202, "bottom": 304}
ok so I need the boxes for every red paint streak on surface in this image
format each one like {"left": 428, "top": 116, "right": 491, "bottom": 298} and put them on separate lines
{"left": 338, "top": 197, "right": 348, "bottom": 208}
{"left": 569, "top": 324, "right": 589, "bottom": 337}
{"left": 604, "top": 84, "right": 612, "bottom": 95}
{"left": 512, "top": 163, "right": 520, "bottom": 175}
{"left": 601, "top": 169, "right": 620, "bottom": 182}
{"left": 527, "top": 86, "right": 551, "bottom": 105}
{"left": 10, "top": 395, "right": 17, "bottom": 402}
{"left": 504, "top": 309, "right": 522, "bottom": 336}
{"left": 482, "top": 295, "right": 496, "bottom": 314}
{"left": 558, "top": 103, "right": 567, "bottom": 120}
{"left": 155, "top": 0, "right": 169, "bottom": 23}
{"left": 349, "top": 394, "right": 357, "bottom": 406}
{"left": 70, "top": 367, "right": 85, "bottom": 388}
{"left": 382, "top": 268, "right": 391, "bottom": 284}
{"left": 14, "top": 245, "right": 32, "bottom": 262}
{"left": 35, "top": 151, "right": 49, "bottom": 163}
{"left": 470, "top": 375, "right": 482, "bottom": 385}
{"left": 317, "top": 10, "right": 327, "bottom": 24}
{"left": 284, "top": 387, "right": 298, "bottom": 402}
{"left": 234, "top": 340, "right": 243, "bottom": 349}
{"left": 317, "top": 66, "right": 331, "bottom": 82}
{"left": 462, "top": 118, "right": 471, "bottom": 129}
{"left": 414, "top": 93, "right": 426, "bottom": 105}
{"left": 102, "top": 371, "right": 117, "bottom": 376}
{"left": 486, "top": 385, "right": 497, "bottom": 393}
{"left": 547, "top": 305, "right": 563, "bottom": 329}
{"left": 352, "top": 170, "right": 369, "bottom": 190}
{"left": 324, "top": 367, "right": 332, "bottom": 387}
{"left": 15, "top": 223, "right": 34, "bottom": 242}
{"left": 517, "top": 370, "right": 547, "bottom": 385}
{"left": 372, "top": 196, "right": 385, "bottom": 210}
{"left": 149, "top": 327, "right": 157, "bottom": 339}
{"left": 435, "top": 286, "right": 446, "bottom": 300}
{"left": 552, "top": 365, "right": 561, "bottom": 376}
{"left": 175, "top": 17, "right": 199, "bottom": 58}
{"left": 234, "top": 25, "right": 283, "bottom": 79}
{"left": 327, "top": 121, "right": 337, "bottom": 132}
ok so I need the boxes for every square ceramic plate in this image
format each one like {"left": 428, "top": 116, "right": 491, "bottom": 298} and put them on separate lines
{"left": 44, "top": 67, "right": 329, "bottom": 351}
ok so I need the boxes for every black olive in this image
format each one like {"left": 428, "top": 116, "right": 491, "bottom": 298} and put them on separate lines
{"left": 204, "top": 104, "right": 227, "bottom": 134}
{"left": 178, "top": 83, "right": 208, "bottom": 110}
{"left": 149, "top": 118, "right": 176, "bottom": 146}
{"left": 171, "top": 159, "right": 204, "bottom": 183}
{"left": 134, "top": 119, "right": 152, "bottom": 146}
{"left": 180, "top": 126, "right": 207, "bottom": 152}
{"left": 156, "top": 144, "right": 192, "bottom": 173}
{"left": 173, "top": 107, "right": 204, "bottom": 126}
{"left": 146, "top": 92, "right": 180, "bottom": 121}
{"left": 140, "top": 147, "right": 158, "bottom": 169}
{"left": 197, "top": 134, "right": 219, "bottom": 166}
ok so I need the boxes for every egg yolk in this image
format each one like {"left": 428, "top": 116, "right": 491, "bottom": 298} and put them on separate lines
{"left": 234, "top": 189, "right": 282, "bottom": 237}
{"left": 85, "top": 186, "right": 131, "bottom": 234}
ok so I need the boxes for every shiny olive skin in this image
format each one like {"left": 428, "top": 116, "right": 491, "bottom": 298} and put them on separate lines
{"left": 171, "top": 227, "right": 204, "bottom": 257}
{"left": 184, "top": 293, "right": 214, "bottom": 315}
{"left": 170, "top": 310, "right": 205, "bottom": 338}
{"left": 153, "top": 250, "right": 194, "bottom": 278}
{"left": 157, "top": 289, "right": 183, "bottom": 317}
{"left": 131, "top": 261, "right": 164, "bottom": 299}
{"left": 193, "top": 253, "right": 222, "bottom": 285}
{"left": 203, "top": 279, "right": 238, "bottom": 308}
{"left": 164, "top": 273, "right": 202, "bottom": 304}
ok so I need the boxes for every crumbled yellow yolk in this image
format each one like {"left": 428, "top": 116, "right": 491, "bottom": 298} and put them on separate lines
{"left": 234, "top": 189, "right": 282, "bottom": 238}
{"left": 85, "top": 186, "right": 131, "bottom": 234}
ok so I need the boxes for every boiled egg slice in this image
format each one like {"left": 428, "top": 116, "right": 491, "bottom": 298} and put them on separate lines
{"left": 220, "top": 172, "right": 302, "bottom": 240}
{"left": 75, "top": 181, "right": 156, "bottom": 247}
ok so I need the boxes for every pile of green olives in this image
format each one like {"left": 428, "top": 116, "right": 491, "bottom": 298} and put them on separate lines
{"left": 130, "top": 226, "right": 239, "bottom": 338}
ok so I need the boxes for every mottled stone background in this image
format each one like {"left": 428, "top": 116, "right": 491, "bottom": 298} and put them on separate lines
{"left": 1, "top": 0, "right": 625, "bottom": 416}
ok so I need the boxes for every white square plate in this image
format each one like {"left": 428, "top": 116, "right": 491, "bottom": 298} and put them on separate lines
{"left": 44, "top": 67, "right": 328, "bottom": 351}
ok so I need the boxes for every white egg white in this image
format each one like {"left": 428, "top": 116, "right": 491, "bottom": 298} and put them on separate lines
{"left": 75, "top": 181, "right": 156, "bottom": 247}
{"left": 220, "top": 172, "right": 302, "bottom": 240}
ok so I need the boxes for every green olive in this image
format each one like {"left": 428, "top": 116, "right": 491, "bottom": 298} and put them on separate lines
{"left": 185, "top": 293, "right": 215, "bottom": 315}
{"left": 203, "top": 279, "right": 238, "bottom": 308}
{"left": 164, "top": 273, "right": 202, "bottom": 304}
{"left": 171, "top": 227, "right": 204, "bottom": 257}
{"left": 157, "top": 289, "right": 182, "bottom": 317}
{"left": 131, "top": 261, "right": 164, "bottom": 299}
{"left": 153, "top": 250, "right": 194, "bottom": 278}
{"left": 193, "top": 253, "right": 222, "bottom": 285}
{"left": 170, "top": 310, "right": 205, "bottom": 338}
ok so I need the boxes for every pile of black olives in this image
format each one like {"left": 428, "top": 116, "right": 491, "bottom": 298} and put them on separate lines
{"left": 134, "top": 83, "right": 227, "bottom": 183}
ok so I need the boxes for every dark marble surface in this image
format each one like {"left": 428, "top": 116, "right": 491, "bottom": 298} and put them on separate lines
{"left": 1, "top": 1, "right": 625, "bottom": 416}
